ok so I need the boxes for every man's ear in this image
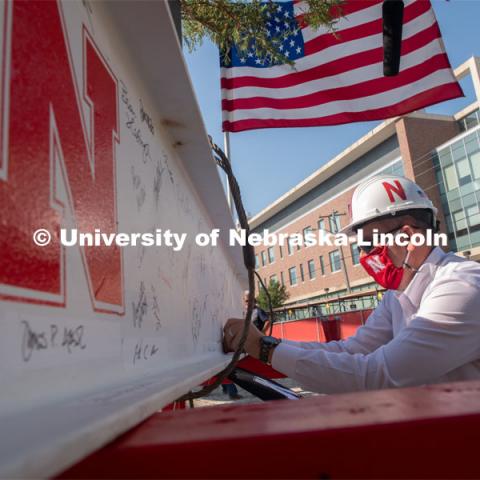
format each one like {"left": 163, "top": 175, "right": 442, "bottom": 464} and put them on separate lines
{"left": 403, "top": 225, "right": 422, "bottom": 253}
{"left": 401, "top": 225, "right": 415, "bottom": 236}
{"left": 399, "top": 225, "right": 415, "bottom": 252}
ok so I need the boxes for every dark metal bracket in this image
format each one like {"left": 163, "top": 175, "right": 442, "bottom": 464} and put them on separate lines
{"left": 383, "top": 0, "right": 405, "bottom": 76}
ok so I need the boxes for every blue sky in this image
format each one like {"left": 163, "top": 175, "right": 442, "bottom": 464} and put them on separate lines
{"left": 184, "top": 1, "right": 480, "bottom": 217}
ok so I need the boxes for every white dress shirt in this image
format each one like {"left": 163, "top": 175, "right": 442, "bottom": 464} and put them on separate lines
{"left": 272, "top": 247, "right": 480, "bottom": 394}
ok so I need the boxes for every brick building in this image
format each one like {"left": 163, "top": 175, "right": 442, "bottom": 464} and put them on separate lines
{"left": 250, "top": 57, "right": 480, "bottom": 317}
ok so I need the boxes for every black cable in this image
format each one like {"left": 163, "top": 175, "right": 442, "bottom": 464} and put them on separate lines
{"left": 177, "top": 137, "right": 273, "bottom": 402}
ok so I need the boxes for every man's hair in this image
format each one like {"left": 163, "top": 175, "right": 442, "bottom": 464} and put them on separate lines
{"left": 356, "top": 208, "right": 438, "bottom": 233}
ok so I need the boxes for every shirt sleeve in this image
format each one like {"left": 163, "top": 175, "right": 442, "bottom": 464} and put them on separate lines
{"left": 272, "top": 276, "right": 480, "bottom": 394}
{"left": 282, "top": 295, "right": 394, "bottom": 355}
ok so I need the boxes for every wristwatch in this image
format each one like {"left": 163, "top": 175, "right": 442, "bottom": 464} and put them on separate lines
{"left": 259, "top": 336, "right": 282, "bottom": 364}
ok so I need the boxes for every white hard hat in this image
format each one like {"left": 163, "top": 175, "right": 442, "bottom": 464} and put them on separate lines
{"left": 341, "top": 175, "right": 437, "bottom": 235}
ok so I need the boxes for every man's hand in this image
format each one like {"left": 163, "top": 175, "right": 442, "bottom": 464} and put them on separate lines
{"left": 223, "top": 318, "right": 263, "bottom": 359}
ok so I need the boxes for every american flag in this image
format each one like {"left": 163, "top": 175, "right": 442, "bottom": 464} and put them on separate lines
{"left": 220, "top": 0, "right": 463, "bottom": 132}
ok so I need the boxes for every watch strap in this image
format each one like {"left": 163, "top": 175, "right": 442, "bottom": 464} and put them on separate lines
{"left": 259, "top": 336, "right": 281, "bottom": 364}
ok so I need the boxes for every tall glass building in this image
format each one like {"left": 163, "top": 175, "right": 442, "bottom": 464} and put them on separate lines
{"left": 433, "top": 111, "right": 480, "bottom": 252}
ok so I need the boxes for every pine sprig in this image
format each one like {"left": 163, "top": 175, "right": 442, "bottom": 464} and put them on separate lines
{"left": 181, "top": 0, "right": 343, "bottom": 66}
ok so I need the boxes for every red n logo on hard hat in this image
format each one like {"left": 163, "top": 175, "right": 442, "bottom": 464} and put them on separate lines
{"left": 382, "top": 180, "right": 406, "bottom": 203}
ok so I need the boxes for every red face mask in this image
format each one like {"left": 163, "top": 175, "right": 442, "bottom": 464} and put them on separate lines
{"left": 360, "top": 246, "right": 404, "bottom": 290}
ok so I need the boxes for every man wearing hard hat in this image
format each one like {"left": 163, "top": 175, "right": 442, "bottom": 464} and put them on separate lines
{"left": 224, "top": 175, "right": 480, "bottom": 393}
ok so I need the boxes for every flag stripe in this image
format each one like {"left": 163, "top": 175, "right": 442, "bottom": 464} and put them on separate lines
{"left": 222, "top": 53, "right": 452, "bottom": 111}
{"left": 222, "top": 69, "right": 459, "bottom": 122}
{"left": 222, "top": 39, "right": 445, "bottom": 101}
{"left": 221, "top": 19, "right": 440, "bottom": 90}
{"left": 301, "top": 0, "right": 416, "bottom": 43}
{"left": 222, "top": 83, "right": 462, "bottom": 132}
{"left": 221, "top": 0, "right": 463, "bottom": 132}
{"left": 304, "top": 0, "right": 428, "bottom": 56}
{"left": 221, "top": 9, "right": 436, "bottom": 84}
{"left": 294, "top": 0, "right": 384, "bottom": 28}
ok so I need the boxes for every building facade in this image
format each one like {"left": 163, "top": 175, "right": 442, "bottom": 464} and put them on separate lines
{"left": 250, "top": 57, "right": 480, "bottom": 316}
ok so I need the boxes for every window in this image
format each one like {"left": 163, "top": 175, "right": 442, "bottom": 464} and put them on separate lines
{"left": 289, "top": 267, "right": 297, "bottom": 286}
{"left": 308, "top": 259, "right": 316, "bottom": 279}
{"left": 439, "top": 149, "right": 453, "bottom": 167}
{"left": 279, "top": 245, "right": 283, "bottom": 259}
{"left": 467, "top": 204, "right": 480, "bottom": 227}
{"left": 456, "top": 156, "right": 472, "bottom": 187}
{"left": 255, "top": 255, "right": 259, "bottom": 269}
{"left": 351, "top": 242, "right": 360, "bottom": 265}
{"left": 317, "top": 219, "right": 325, "bottom": 232}
{"left": 471, "top": 151, "right": 480, "bottom": 179}
{"left": 296, "top": 233, "right": 301, "bottom": 251}
{"left": 463, "top": 192, "right": 476, "bottom": 209}
{"left": 435, "top": 168, "right": 446, "bottom": 196}
{"left": 378, "top": 159, "right": 405, "bottom": 177}
{"left": 445, "top": 213, "right": 455, "bottom": 234}
{"left": 319, "top": 256, "right": 325, "bottom": 275}
{"left": 459, "top": 110, "right": 480, "bottom": 131}
{"left": 466, "top": 111, "right": 480, "bottom": 129}
{"left": 288, "top": 237, "right": 295, "bottom": 255}
{"left": 280, "top": 271, "right": 285, "bottom": 286}
{"left": 444, "top": 163, "right": 459, "bottom": 191}
{"left": 329, "top": 250, "right": 341, "bottom": 273}
{"left": 270, "top": 274, "right": 278, "bottom": 285}
{"left": 268, "top": 246, "right": 275, "bottom": 264}
{"left": 456, "top": 233, "right": 471, "bottom": 250}
{"left": 453, "top": 210, "right": 467, "bottom": 232}
{"left": 261, "top": 250, "right": 267, "bottom": 266}
{"left": 329, "top": 214, "right": 341, "bottom": 233}
{"left": 300, "top": 263, "right": 305, "bottom": 282}
{"left": 303, "top": 226, "right": 312, "bottom": 246}
{"left": 466, "top": 138, "right": 480, "bottom": 180}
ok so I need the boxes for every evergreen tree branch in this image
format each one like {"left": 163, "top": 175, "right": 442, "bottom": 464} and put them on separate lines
{"left": 181, "top": 0, "right": 343, "bottom": 66}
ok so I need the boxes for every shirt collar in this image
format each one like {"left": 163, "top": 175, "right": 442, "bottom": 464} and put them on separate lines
{"left": 397, "top": 247, "right": 446, "bottom": 308}
{"left": 421, "top": 246, "right": 446, "bottom": 267}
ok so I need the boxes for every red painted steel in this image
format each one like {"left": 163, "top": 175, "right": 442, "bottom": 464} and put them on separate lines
{"left": 203, "top": 357, "right": 286, "bottom": 383}
{"left": 161, "top": 401, "right": 186, "bottom": 411}
{"left": 272, "top": 310, "right": 372, "bottom": 344}
{"left": 321, "top": 316, "right": 342, "bottom": 341}
{"left": 237, "top": 356, "right": 286, "bottom": 378}
{"left": 59, "top": 380, "right": 480, "bottom": 479}
{"left": 285, "top": 318, "right": 327, "bottom": 342}
{"left": 341, "top": 309, "right": 372, "bottom": 338}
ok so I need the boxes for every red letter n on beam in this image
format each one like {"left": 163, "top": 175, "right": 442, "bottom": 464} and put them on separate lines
{"left": 0, "top": 0, "right": 123, "bottom": 313}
